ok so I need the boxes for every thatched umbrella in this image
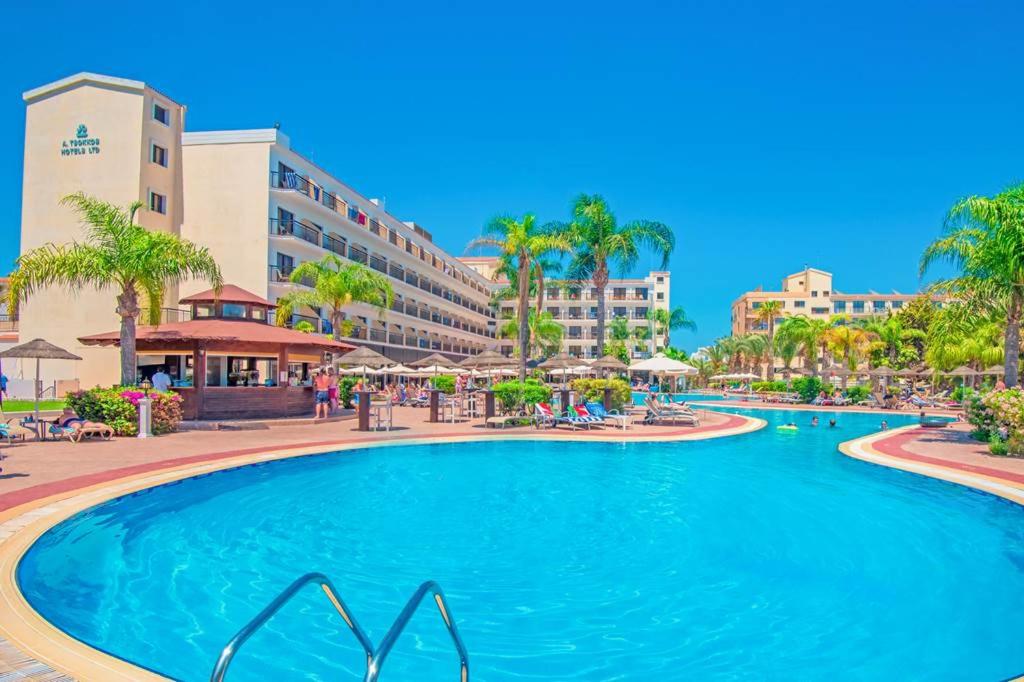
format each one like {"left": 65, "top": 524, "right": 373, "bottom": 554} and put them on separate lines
{"left": 337, "top": 346, "right": 390, "bottom": 368}
{"left": 539, "top": 352, "right": 580, "bottom": 387}
{"left": 895, "top": 367, "right": 920, "bottom": 377}
{"left": 336, "top": 346, "right": 390, "bottom": 383}
{"left": 0, "top": 338, "right": 82, "bottom": 438}
{"left": 590, "top": 354, "right": 628, "bottom": 378}
{"left": 409, "top": 352, "right": 453, "bottom": 368}
{"left": 982, "top": 365, "right": 1005, "bottom": 376}
{"left": 460, "top": 350, "right": 514, "bottom": 385}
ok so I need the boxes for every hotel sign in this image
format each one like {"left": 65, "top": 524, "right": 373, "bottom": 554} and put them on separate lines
{"left": 61, "top": 124, "right": 100, "bottom": 156}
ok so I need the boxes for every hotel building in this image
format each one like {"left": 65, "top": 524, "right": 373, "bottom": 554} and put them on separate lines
{"left": 459, "top": 257, "right": 671, "bottom": 359}
{"left": 17, "top": 72, "right": 496, "bottom": 388}
{"left": 731, "top": 266, "right": 944, "bottom": 337}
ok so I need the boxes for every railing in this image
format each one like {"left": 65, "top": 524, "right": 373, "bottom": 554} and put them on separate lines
{"left": 268, "top": 265, "right": 316, "bottom": 288}
{"left": 269, "top": 217, "right": 321, "bottom": 246}
{"left": 138, "top": 307, "right": 192, "bottom": 324}
{"left": 210, "top": 573, "right": 374, "bottom": 682}
{"left": 0, "top": 314, "right": 18, "bottom": 332}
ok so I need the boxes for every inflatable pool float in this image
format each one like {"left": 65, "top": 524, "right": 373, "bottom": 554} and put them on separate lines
{"left": 777, "top": 424, "right": 799, "bottom": 432}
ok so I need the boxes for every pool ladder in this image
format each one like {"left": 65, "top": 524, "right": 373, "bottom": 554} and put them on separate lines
{"left": 209, "top": 572, "right": 469, "bottom": 682}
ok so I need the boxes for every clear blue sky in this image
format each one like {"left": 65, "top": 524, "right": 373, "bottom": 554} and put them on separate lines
{"left": 1, "top": 0, "right": 1021, "bottom": 350}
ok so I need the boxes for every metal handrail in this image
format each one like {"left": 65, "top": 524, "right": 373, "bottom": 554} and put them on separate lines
{"left": 210, "top": 572, "right": 374, "bottom": 682}
{"left": 365, "top": 581, "right": 469, "bottom": 682}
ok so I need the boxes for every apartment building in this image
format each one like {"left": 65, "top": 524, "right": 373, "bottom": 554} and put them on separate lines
{"left": 731, "top": 266, "right": 944, "bottom": 337}
{"left": 459, "top": 257, "right": 670, "bottom": 359}
{"left": 19, "top": 73, "right": 186, "bottom": 387}
{"left": 17, "top": 72, "right": 497, "bottom": 386}
{"left": 181, "top": 129, "right": 497, "bottom": 363}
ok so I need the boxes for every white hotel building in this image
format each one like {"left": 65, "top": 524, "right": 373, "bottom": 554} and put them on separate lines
{"left": 18, "top": 72, "right": 497, "bottom": 387}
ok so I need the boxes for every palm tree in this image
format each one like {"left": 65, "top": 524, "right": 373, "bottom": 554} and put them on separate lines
{"left": 648, "top": 306, "right": 697, "bottom": 351}
{"left": 824, "top": 325, "right": 875, "bottom": 371}
{"left": 609, "top": 315, "right": 631, "bottom": 342}
{"left": 274, "top": 254, "right": 393, "bottom": 341}
{"left": 740, "top": 334, "right": 770, "bottom": 376}
{"left": 920, "top": 181, "right": 1024, "bottom": 386}
{"left": 705, "top": 344, "right": 728, "bottom": 374}
{"left": 753, "top": 301, "right": 783, "bottom": 378}
{"left": 467, "top": 214, "right": 573, "bottom": 379}
{"left": 500, "top": 309, "right": 564, "bottom": 358}
{"left": 859, "top": 316, "right": 926, "bottom": 368}
{"left": 925, "top": 302, "right": 1004, "bottom": 372}
{"left": 8, "top": 193, "right": 222, "bottom": 385}
{"left": 557, "top": 195, "right": 674, "bottom": 356}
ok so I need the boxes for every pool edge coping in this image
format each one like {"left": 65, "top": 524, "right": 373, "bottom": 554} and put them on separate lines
{"left": 0, "top": 412, "right": 765, "bottom": 681}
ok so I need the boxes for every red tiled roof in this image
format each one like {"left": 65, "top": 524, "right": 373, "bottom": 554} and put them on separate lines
{"left": 179, "top": 284, "right": 274, "bottom": 307}
{"left": 78, "top": 319, "right": 354, "bottom": 350}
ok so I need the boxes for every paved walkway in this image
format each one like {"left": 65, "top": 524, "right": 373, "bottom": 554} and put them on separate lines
{"left": 0, "top": 405, "right": 742, "bottom": 513}
{"left": 866, "top": 421, "right": 1024, "bottom": 489}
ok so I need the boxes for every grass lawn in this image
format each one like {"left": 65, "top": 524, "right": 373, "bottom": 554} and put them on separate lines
{"left": 1, "top": 399, "right": 65, "bottom": 412}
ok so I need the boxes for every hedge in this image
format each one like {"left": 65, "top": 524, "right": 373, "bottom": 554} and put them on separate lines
{"left": 570, "top": 378, "right": 631, "bottom": 411}
{"left": 66, "top": 386, "right": 183, "bottom": 436}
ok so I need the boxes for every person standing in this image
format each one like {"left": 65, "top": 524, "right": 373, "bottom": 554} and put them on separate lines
{"left": 313, "top": 369, "right": 331, "bottom": 419}
{"left": 327, "top": 367, "right": 339, "bottom": 414}
{"left": 151, "top": 367, "right": 172, "bottom": 392}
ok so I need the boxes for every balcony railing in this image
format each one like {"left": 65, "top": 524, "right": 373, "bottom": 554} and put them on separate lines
{"left": 138, "top": 308, "right": 191, "bottom": 324}
{"left": 268, "top": 265, "right": 315, "bottom": 288}
{"left": 269, "top": 217, "right": 320, "bottom": 246}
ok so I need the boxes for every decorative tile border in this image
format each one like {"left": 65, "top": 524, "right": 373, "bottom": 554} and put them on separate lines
{"left": 0, "top": 412, "right": 764, "bottom": 680}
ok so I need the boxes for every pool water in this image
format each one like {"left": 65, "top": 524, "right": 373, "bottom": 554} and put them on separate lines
{"left": 18, "top": 409, "right": 1024, "bottom": 681}
{"left": 630, "top": 391, "right": 728, "bottom": 405}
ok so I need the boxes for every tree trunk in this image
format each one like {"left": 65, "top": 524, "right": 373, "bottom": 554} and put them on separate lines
{"left": 116, "top": 285, "right": 140, "bottom": 386}
{"left": 1005, "top": 291, "right": 1022, "bottom": 388}
{"left": 766, "top": 320, "right": 775, "bottom": 380}
{"left": 517, "top": 255, "right": 531, "bottom": 381}
{"left": 331, "top": 309, "right": 343, "bottom": 341}
{"left": 534, "top": 265, "right": 545, "bottom": 317}
{"left": 594, "top": 260, "right": 609, "bottom": 358}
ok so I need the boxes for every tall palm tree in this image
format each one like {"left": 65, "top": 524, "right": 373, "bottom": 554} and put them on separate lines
{"left": 8, "top": 193, "right": 222, "bottom": 385}
{"left": 500, "top": 309, "right": 565, "bottom": 358}
{"left": 753, "top": 300, "right": 783, "bottom": 378}
{"left": 467, "top": 214, "right": 573, "bottom": 379}
{"left": 274, "top": 254, "right": 393, "bottom": 341}
{"left": 921, "top": 181, "right": 1024, "bottom": 386}
{"left": 648, "top": 306, "right": 697, "bottom": 351}
{"left": 858, "top": 315, "right": 926, "bottom": 368}
{"left": 824, "top": 325, "right": 875, "bottom": 371}
{"left": 705, "top": 344, "right": 727, "bottom": 375}
{"left": 557, "top": 195, "right": 674, "bottom": 356}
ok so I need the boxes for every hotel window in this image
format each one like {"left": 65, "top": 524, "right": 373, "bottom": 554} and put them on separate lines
{"left": 811, "top": 291, "right": 818, "bottom": 297}
{"left": 823, "top": 290, "right": 830, "bottom": 296}
{"left": 153, "top": 103, "right": 170, "bottom": 125}
{"left": 833, "top": 301, "right": 847, "bottom": 313}
{"left": 276, "top": 253, "right": 294, "bottom": 274}
{"left": 150, "top": 143, "right": 168, "bottom": 167}
{"left": 873, "top": 300, "right": 886, "bottom": 312}
{"left": 222, "top": 303, "right": 246, "bottom": 318}
{"left": 811, "top": 307, "right": 829, "bottom": 315}
{"left": 195, "top": 304, "right": 214, "bottom": 318}
{"left": 148, "top": 191, "right": 166, "bottom": 214}
{"left": 656, "top": 292, "right": 664, "bottom": 301}
{"left": 794, "top": 300, "right": 805, "bottom": 308}
{"left": 852, "top": 300, "right": 865, "bottom": 313}
{"left": 635, "top": 287, "right": 648, "bottom": 299}
{"left": 892, "top": 300, "right": 903, "bottom": 309}
{"left": 656, "top": 276, "right": 664, "bottom": 283}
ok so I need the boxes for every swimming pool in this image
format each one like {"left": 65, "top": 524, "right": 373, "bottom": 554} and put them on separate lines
{"left": 18, "top": 409, "right": 1024, "bottom": 680}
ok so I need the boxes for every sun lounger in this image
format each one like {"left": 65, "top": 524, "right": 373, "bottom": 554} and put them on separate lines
{"left": 643, "top": 400, "right": 700, "bottom": 426}
{"left": 537, "top": 402, "right": 591, "bottom": 430}
{"left": 585, "top": 402, "right": 631, "bottom": 430}
{"left": 571, "top": 405, "right": 606, "bottom": 428}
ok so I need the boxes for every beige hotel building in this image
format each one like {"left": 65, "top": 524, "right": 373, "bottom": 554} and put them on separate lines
{"left": 731, "top": 266, "right": 944, "bottom": 337}
{"left": 18, "top": 72, "right": 498, "bottom": 388}
{"left": 460, "top": 257, "right": 671, "bottom": 360}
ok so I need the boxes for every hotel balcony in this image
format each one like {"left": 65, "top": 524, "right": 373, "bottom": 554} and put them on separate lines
{"left": 269, "top": 217, "right": 495, "bottom": 322}
{"left": 269, "top": 171, "right": 493, "bottom": 302}
{"left": 0, "top": 314, "right": 18, "bottom": 333}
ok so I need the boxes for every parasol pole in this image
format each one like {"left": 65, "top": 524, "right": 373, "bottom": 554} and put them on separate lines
{"left": 34, "top": 357, "right": 41, "bottom": 439}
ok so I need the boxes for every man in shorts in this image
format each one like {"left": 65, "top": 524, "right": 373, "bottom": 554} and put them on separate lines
{"left": 313, "top": 369, "right": 331, "bottom": 418}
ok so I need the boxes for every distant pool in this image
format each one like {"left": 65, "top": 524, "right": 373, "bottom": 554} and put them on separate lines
{"left": 18, "top": 409, "right": 1024, "bottom": 680}
{"left": 631, "top": 391, "right": 727, "bottom": 405}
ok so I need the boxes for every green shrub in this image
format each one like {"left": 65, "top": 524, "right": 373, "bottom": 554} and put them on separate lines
{"left": 491, "top": 379, "right": 552, "bottom": 414}
{"left": 338, "top": 376, "right": 359, "bottom": 408}
{"left": 990, "top": 434, "right": 1010, "bottom": 456}
{"left": 843, "top": 385, "right": 871, "bottom": 403}
{"left": 570, "top": 378, "right": 631, "bottom": 411}
{"left": 752, "top": 381, "right": 787, "bottom": 393}
{"left": 433, "top": 375, "right": 456, "bottom": 395}
{"left": 66, "top": 386, "right": 184, "bottom": 436}
{"left": 791, "top": 376, "right": 825, "bottom": 403}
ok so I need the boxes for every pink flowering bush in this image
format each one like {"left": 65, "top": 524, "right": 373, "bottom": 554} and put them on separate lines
{"left": 968, "top": 388, "right": 1024, "bottom": 455}
{"left": 66, "top": 386, "right": 184, "bottom": 436}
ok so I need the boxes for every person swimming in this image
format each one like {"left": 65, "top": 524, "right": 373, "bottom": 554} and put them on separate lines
{"left": 828, "top": 419, "right": 837, "bottom": 427}
{"left": 880, "top": 420, "right": 889, "bottom": 431}
{"left": 810, "top": 416, "right": 819, "bottom": 427}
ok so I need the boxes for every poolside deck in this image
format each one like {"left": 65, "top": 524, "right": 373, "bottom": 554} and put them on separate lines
{"left": 0, "top": 405, "right": 751, "bottom": 514}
